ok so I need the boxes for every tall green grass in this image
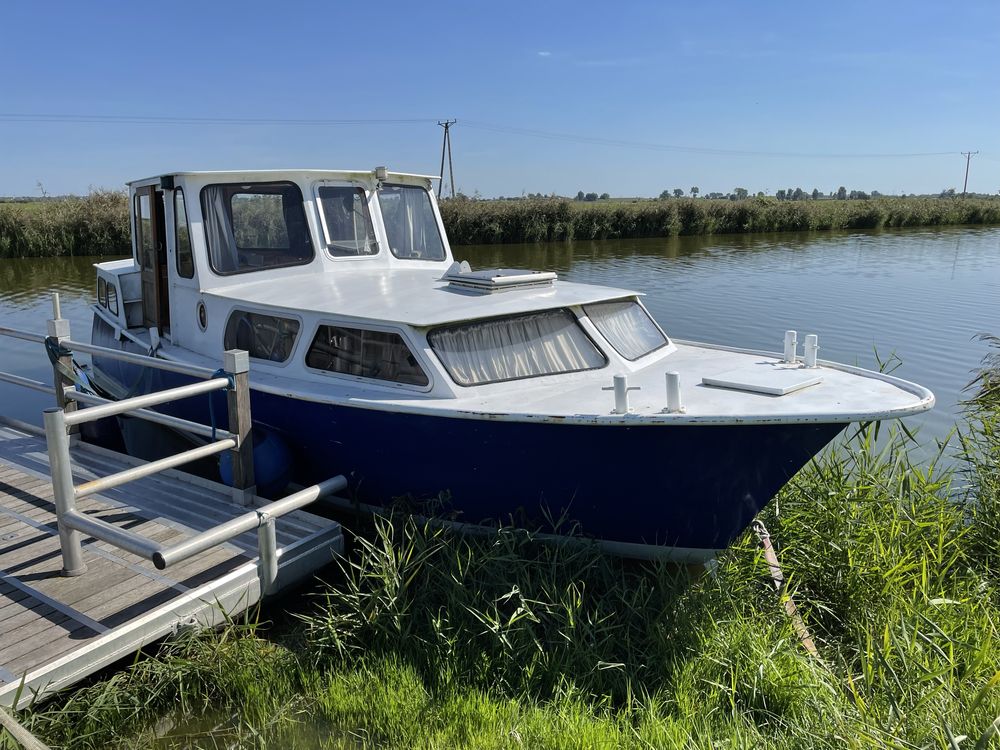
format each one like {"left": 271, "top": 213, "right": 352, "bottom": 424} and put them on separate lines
{"left": 0, "top": 192, "right": 130, "bottom": 258}
{"left": 440, "top": 196, "right": 1000, "bottom": 244}
{"left": 2, "top": 194, "right": 999, "bottom": 257}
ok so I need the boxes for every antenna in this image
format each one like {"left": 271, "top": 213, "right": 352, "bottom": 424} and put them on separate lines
{"left": 438, "top": 120, "right": 457, "bottom": 199}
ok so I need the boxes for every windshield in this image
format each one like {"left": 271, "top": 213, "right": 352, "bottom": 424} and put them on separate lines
{"left": 318, "top": 186, "right": 378, "bottom": 257}
{"left": 428, "top": 309, "right": 606, "bottom": 386}
{"left": 584, "top": 301, "right": 668, "bottom": 360}
{"left": 377, "top": 184, "right": 446, "bottom": 261}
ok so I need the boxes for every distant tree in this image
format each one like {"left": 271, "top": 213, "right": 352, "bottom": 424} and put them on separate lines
{"left": 756, "top": 191, "right": 765, "bottom": 198}
{"left": 871, "top": 190, "right": 881, "bottom": 198}
{"left": 848, "top": 190, "right": 869, "bottom": 200}
{"left": 811, "top": 188, "right": 820, "bottom": 200}
{"left": 707, "top": 192, "right": 725, "bottom": 199}
{"left": 658, "top": 190, "right": 671, "bottom": 200}
{"left": 690, "top": 187, "right": 699, "bottom": 198}
{"left": 792, "top": 188, "right": 805, "bottom": 201}
{"left": 836, "top": 186, "right": 847, "bottom": 200}
{"left": 939, "top": 188, "right": 956, "bottom": 198}
{"left": 776, "top": 189, "right": 787, "bottom": 201}
{"left": 733, "top": 187, "right": 748, "bottom": 200}
{"left": 599, "top": 192, "right": 610, "bottom": 200}
{"left": 673, "top": 188, "right": 684, "bottom": 198}
{"left": 584, "top": 192, "right": 599, "bottom": 201}
{"left": 575, "top": 191, "right": 585, "bottom": 201}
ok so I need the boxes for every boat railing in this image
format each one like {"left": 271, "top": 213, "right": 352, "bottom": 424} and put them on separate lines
{"left": 0, "top": 293, "right": 345, "bottom": 590}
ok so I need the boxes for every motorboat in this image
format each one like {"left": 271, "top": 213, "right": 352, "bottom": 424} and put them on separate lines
{"left": 89, "top": 168, "right": 934, "bottom": 559}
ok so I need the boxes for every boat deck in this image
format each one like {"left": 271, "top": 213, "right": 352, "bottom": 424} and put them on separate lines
{"left": 0, "top": 419, "right": 343, "bottom": 709}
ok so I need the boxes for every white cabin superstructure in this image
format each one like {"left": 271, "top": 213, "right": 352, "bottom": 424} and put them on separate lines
{"left": 93, "top": 168, "right": 684, "bottom": 410}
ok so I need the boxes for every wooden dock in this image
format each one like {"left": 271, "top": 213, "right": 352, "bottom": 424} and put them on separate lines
{"left": 0, "top": 418, "right": 343, "bottom": 709}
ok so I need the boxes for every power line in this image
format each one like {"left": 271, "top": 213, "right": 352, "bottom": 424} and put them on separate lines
{"left": 0, "top": 111, "right": 975, "bottom": 160}
{"left": 460, "top": 120, "right": 959, "bottom": 159}
{"left": 0, "top": 113, "right": 438, "bottom": 126}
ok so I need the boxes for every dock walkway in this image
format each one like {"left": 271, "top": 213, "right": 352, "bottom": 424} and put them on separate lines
{"left": 0, "top": 418, "right": 343, "bottom": 709}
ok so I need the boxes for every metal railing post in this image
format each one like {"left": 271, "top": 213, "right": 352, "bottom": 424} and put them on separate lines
{"left": 224, "top": 349, "right": 255, "bottom": 504}
{"left": 47, "top": 293, "right": 78, "bottom": 434}
{"left": 257, "top": 513, "right": 277, "bottom": 595}
{"left": 42, "top": 407, "right": 87, "bottom": 576}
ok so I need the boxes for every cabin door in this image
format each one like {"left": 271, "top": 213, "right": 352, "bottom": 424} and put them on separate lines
{"left": 134, "top": 186, "right": 170, "bottom": 332}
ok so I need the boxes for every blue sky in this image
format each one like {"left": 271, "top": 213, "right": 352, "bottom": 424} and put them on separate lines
{"left": 2, "top": 1, "right": 998, "bottom": 198}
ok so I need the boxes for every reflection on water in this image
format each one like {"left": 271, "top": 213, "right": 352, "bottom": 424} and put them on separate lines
{"left": 0, "top": 255, "right": 116, "bottom": 425}
{"left": 2, "top": 226, "right": 999, "bottom": 443}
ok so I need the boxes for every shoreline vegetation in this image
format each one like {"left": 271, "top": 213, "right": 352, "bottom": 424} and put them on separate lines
{"left": 2, "top": 192, "right": 1000, "bottom": 257}
{"left": 8, "top": 346, "right": 1000, "bottom": 749}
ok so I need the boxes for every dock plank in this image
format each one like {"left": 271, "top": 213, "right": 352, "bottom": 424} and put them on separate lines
{"left": 0, "top": 419, "right": 343, "bottom": 708}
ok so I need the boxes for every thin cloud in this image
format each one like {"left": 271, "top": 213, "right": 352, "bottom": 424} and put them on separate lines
{"left": 537, "top": 51, "right": 551, "bottom": 57}
{"left": 575, "top": 57, "right": 645, "bottom": 68}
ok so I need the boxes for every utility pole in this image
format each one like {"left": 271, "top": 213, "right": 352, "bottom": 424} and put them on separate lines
{"left": 437, "top": 120, "right": 456, "bottom": 199}
{"left": 961, "top": 151, "right": 979, "bottom": 196}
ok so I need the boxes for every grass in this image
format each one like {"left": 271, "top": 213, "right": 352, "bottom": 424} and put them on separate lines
{"left": 7, "top": 343, "right": 1000, "bottom": 749}
{"left": 439, "top": 196, "right": 1000, "bottom": 245}
{"left": 0, "top": 192, "right": 130, "bottom": 258}
{"left": 2, "top": 193, "right": 1000, "bottom": 257}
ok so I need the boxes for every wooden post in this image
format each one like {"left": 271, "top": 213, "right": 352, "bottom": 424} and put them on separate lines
{"left": 224, "top": 349, "right": 255, "bottom": 504}
{"left": 47, "top": 293, "right": 78, "bottom": 434}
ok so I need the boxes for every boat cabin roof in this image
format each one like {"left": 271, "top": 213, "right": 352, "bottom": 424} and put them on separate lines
{"left": 203, "top": 267, "right": 640, "bottom": 328}
{"left": 127, "top": 168, "right": 438, "bottom": 187}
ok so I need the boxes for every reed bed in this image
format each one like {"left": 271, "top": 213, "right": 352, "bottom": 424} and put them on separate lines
{"left": 2, "top": 194, "right": 999, "bottom": 257}
{"left": 0, "top": 193, "right": 130, "bottom": 258}
{"left": 440, "top": 196, "right": 1000, "bottom": 245}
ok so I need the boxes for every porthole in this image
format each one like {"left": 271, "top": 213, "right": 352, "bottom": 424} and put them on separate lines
{"left": 197, "top": 301, "right": 208, "bottom": 331}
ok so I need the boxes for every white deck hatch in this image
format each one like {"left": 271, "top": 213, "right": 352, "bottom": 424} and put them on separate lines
{"left": 443, "top": 266, "right": 558, "bottom": 294}
{"left": 701, "top": 364, "right": 824, "bottom": 396}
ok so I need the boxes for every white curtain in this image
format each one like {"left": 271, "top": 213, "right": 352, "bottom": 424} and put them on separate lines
{"left": 584, "top": 301, "right": 666, "bottom": 360}
{"left": 202, "top": 186, "right": 239, "bottom": 273}
{"left": 429, "top": 310, "right": 605, "bottom": 385}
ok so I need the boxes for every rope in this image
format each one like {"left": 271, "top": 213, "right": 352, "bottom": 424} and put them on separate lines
{"left": 752, "top": 521, "right": 823, "bottom": 662}
{"left": 207, "top": 368, "right": 235, "bottom": 441}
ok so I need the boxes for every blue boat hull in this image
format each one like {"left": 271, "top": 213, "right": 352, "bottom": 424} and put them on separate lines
{"left": 92, "top": 323, "right": 844, "bottom": 550}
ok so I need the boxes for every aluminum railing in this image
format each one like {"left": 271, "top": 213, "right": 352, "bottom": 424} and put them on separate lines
{"left": 0, "top": 293, "right": 256, "bottom": 493}
{"left": 0, "top": 293, "right": 344, "bottom": 591}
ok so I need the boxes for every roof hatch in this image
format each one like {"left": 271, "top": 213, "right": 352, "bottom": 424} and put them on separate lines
{"left": 442, "top": 262, "right": 557, "bottom": 294}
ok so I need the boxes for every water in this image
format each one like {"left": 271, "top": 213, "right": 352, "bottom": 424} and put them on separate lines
{"left": 0, "top": 255, "right": 102, "bottom": 424}
{"left": 1, "top": 226, "right": 998, "bottom": 444}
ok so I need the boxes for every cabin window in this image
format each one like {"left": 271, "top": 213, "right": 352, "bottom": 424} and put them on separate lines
{"left": 584, "top": 301, "right": 668, "bottom": 361}
{"left": 318, "top": 186, "right": 378, "bottom": 256}
{"left": 223, "top": 310, "right": 300, "bottom": 363}
{"left": 306, "top": 325, "right": 429, "bottom": 387}
{"left": 377, "top": 184, "right": 446, "bottom": 261}
{"left": 106, "top": 282, "right": 119, "bottom": 315}
{"left": 174, "top": 189, "right": 194, "bottom": 278}
{"left": 428, "top": 309, "right": 607, "bottom": 386}
{"left": 97, "top": 277, "right": 107, "bottom": 308}
{"left": 201, "top": 182, "right": 313, "bottom": 275}
{"left": 135, "top": 194, "right": 154, "bottom": 256}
